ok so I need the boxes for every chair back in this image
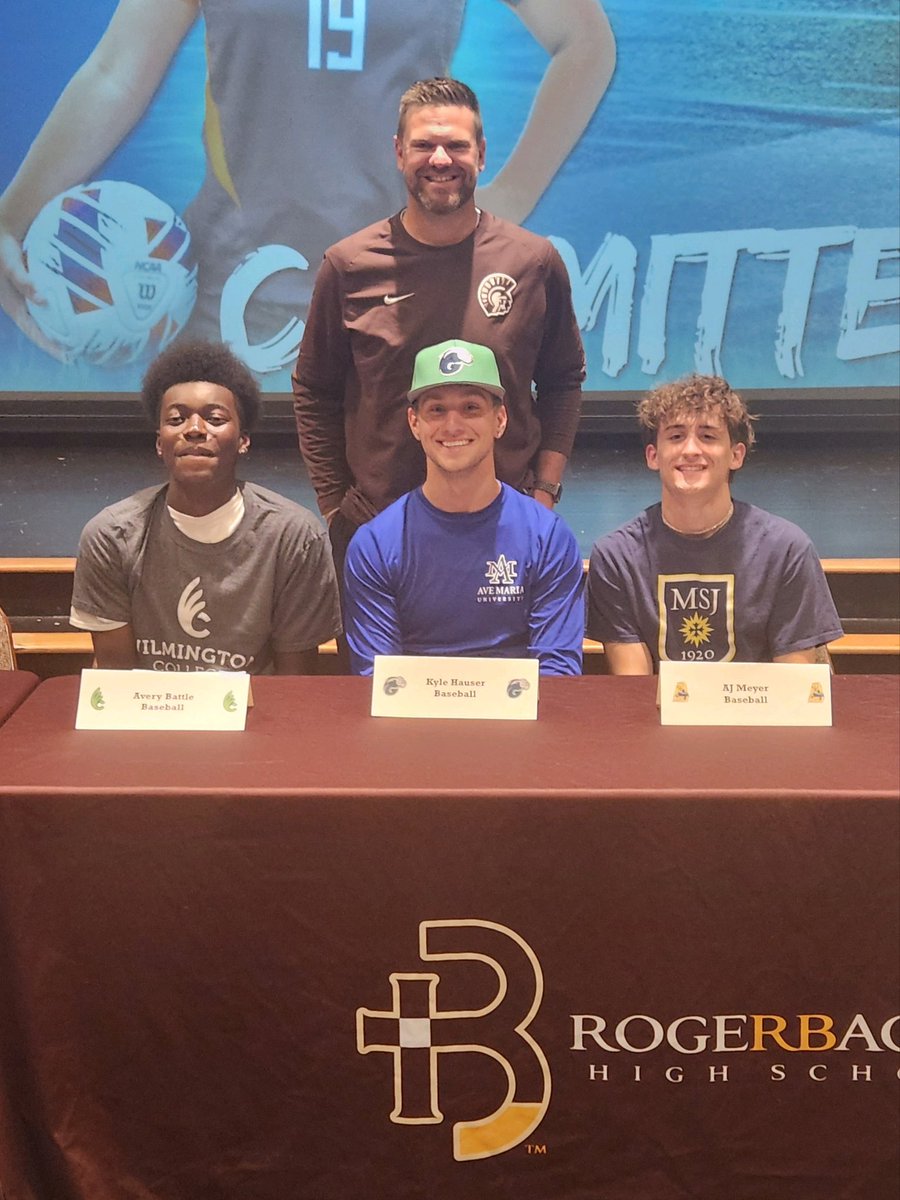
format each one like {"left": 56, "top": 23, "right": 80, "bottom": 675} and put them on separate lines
{"left": 0, "top": 606, "right": 17, "bottom": 670}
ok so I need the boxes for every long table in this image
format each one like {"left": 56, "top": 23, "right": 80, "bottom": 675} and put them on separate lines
{"left": 0, "top": 671, "right": 37, "bottom": 727}
{"left": 0, "top": 675, "right": 897, "bottom": 1200}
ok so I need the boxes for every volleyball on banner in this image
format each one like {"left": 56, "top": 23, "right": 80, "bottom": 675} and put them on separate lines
{"left": 23, "top": 181, "right": 197, "bottom": 366}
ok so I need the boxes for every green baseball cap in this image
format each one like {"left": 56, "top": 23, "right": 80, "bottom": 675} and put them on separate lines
{"left": 408, "top": 340, "right": 505, "bottom": 403}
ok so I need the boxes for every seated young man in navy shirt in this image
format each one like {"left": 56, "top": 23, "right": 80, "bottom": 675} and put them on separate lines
{"left": 343, "top": 340, "right": 584, "bottom": 675}
{"left": 587, "top": 374, "right": 842, "bottom": 673}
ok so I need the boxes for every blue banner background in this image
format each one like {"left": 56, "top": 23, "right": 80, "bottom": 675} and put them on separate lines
{"left": 1, "top": 0, "right": 897, "bottom": 396}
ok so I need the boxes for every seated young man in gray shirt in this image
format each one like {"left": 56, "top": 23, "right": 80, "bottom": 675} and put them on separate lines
{"left": 71, "top": 340, "right": 341, "bottom": 674}
{"left": 587, "top": 374, "right": 842, "bottom": 673}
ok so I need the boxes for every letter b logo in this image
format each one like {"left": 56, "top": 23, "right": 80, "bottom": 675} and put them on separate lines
{"left": 356, "top": 919, "right": 550, "bottom": 1160}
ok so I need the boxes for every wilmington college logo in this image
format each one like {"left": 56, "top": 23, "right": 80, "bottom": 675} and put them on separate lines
{"left": 356, "top": 919, "right": 551, "bottom": 1161}
{"left": 176, "top": 576, "right": 211, "bottom": 638}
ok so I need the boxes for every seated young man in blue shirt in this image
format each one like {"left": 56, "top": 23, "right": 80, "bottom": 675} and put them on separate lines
{"left": 587, "top": 374, "right": 842, "bottom": 673}
{"left": 343, "top": 340, "right": 584, "bottom": 675}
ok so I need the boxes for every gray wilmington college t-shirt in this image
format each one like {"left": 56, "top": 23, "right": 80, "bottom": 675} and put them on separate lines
{"left": 72, "top": 482, "right": 341, "bottom": 673}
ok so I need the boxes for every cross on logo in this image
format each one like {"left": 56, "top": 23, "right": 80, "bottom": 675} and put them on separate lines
{"left": 357, "top": 972, "right": 445, "bottom": 1123}
{"left": 485, "top": 555, "right": 518, "bottom": 586}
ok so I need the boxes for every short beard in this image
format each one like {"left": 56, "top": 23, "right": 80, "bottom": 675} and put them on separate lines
{"left": 411, "top": 178, "right": 475, "bottom": 215}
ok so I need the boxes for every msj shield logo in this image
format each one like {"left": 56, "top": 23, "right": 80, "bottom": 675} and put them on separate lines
{"left": 657, "top": 574, "right": 735, "bottom": 662}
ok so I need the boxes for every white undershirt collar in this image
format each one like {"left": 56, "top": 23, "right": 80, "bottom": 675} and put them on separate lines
{"left": 167, "top": 488, "right": 245, "bottom": 543}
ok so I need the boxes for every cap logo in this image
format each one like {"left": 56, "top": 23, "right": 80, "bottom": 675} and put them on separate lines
{"left": 439, "top": 347, "right": 475, "bottom": 376}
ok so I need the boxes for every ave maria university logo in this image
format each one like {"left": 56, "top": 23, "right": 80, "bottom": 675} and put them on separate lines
{"left": 485, "top": 554, "right": 518, "bottom": 586}
{"left": 356, "top": 919, "right": 550, "bottom": 1161}
{"left": 478, "top": 555, "right": 525, "bottom": 604}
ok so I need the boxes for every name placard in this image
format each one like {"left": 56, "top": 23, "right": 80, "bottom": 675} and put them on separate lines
{"left": 371, "top": 655, "right": 539, "bottom": 720}
{"left": 75, "top": 669, "right": 250, "bottom": 731}
{"left": 659, "top": 661, "right": 832, "bottom": 726}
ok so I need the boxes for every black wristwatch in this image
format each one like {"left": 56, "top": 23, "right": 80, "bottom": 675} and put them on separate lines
{"left": 531, "top": 479, "right": 563, "bottom": 504}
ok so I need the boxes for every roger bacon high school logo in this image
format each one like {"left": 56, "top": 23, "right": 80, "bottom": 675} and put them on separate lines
{"left": 356, "top": 919, "right": 551, "bottom": 1161}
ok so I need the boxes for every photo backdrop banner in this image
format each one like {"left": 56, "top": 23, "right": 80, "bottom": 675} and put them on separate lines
{"left": 1, "top": 0, "right": 898, "bottom": 399}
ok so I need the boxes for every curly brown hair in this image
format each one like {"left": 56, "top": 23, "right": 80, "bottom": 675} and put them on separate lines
{"left": 637, "top": 375, "right": 756, "bottom": 450}
{"left": 396, "top": 77, "right": 483, "bottom": 142}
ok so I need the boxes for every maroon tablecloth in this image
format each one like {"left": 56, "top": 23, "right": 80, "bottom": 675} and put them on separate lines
{"left": 0, "top": 675, "right": 897, "bottom": 1200}
{"left": 0, "top": 670, "right": 38, "bottom": 730}
{"left": 0, "top": 674, "right": 898, "bottom": 797}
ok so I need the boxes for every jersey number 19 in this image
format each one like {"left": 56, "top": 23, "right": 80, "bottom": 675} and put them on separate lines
{"left": 308, "top": 0, "right": 367, "bottom": 71}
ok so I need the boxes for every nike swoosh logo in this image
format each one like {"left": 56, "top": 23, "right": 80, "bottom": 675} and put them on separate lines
{"left": 383, "top": 292, "right": 415, "bottom": 305}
